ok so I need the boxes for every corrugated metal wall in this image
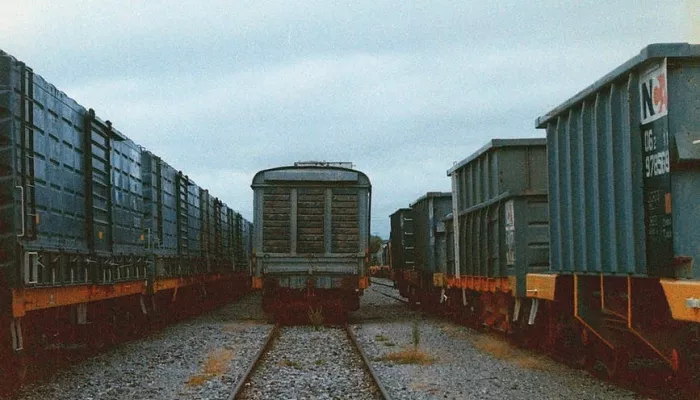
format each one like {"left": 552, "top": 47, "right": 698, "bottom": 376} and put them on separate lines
{"left": 537, "top": 44, "right": 700, "bottom": 277}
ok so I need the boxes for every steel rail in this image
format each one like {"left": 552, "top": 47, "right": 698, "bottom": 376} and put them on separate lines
{"left": 228, "top": 323, "right": 279, "bottom": 400}
{"left": 369, "top": 278, "right": 395, "bottom": 288}
{"left": 345, "top": 324, "right": 392, "bottom": 400}
{"left": 369, "top": 286, "right": 409, "bottom": 304}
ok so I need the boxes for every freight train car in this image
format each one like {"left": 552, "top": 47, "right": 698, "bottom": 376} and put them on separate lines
{"left": 443, "top": 139, "right": 548, "bottom": 330}
{"left": 0, "top": 50, "right": 252, "bottom": 390}
{"left": 251, "top": 162, "right": 371, "bottom": 322}
{"left": 389, "top": 208, "right": 414, "bottom": 298}
{"left": 402, "top": 192, "right": 452, "bottom": 307}
{"left": 530, "top": 42, "right": 700, "bottom": 379}
{"left": 393, "top": 43, "right": 700, "bottom": 382}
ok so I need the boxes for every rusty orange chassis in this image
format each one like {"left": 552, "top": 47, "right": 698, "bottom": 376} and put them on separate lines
{"left": 11, "top": 273, "right": 243, "bottom": 318}
{"left": 435, "top": 273, "right": 700, "bottom": 323}
{"left": 429, "top": 271, "right": 700, "bottom": 371}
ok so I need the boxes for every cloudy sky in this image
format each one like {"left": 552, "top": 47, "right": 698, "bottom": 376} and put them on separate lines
{"left": 3, "top": 1, "right": 698, "bottom": 238}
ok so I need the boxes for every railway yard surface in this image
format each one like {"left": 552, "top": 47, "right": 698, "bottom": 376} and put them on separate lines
{"left": 5, "top": 278, "right": 662, "bottom": 400}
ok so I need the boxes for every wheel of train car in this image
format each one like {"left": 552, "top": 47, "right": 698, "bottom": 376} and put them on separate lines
{"left": 261, "top": 294, "right": 271, "bottom": 314}
{"left": 512, "top": 300, "right": 536, "bottom": 349}
{"left": 578, "top": 328, "right": 595, "bottom": 370}
{"left": 408, "top": 286, "right": 418, "bottom": 308}
{"left": 4, "top": 352, "right": 30, "bottom": 392}
{"left": 349, "top": 294, "right": 360, "bottom": 311}
{"left": 670, "top": 347, "right": 691, "bottom": 381}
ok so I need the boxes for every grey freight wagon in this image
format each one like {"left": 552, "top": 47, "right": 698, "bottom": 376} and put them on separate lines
{"left": 251, "top": 163, "right": 371, "bottom": 320}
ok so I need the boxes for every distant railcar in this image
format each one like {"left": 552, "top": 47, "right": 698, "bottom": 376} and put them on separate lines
{"left": 391, "top": 193, "right": 451, "bottom": 307}
{"left": 389, "top": 208, "right": 415, "bottom": 297}
{"left": 251, "top": 163, "right": 371, "bottom": 321}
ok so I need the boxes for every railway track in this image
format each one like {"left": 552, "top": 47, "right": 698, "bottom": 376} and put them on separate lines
{"left": 369, "top": 279, "right": 409, "bottom": 304}
{"left": 231, "top": 324, "right": 389, "bottom": 399}
{"left": 369, "top": 277, "right": 395, "bottom": 288}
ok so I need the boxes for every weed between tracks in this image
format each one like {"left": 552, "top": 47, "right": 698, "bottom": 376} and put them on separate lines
{"left": 378, "top": 348, "right": 436, "bottom": 365}
{"left": 279, "top": 358, "right": 302, "bottom": 369}
{"left": 375, "top": 334, "right": 396, "bottom": 347}
{"left": 308, "top": 307, "right": 324, "bottom": 329}
{"left": 470, "top": 335, "right": 550, "bottom": 371}
{"left": 375, "top": 321, "right": 436, "bottom": 365}
{"left": 186, "top": 348, "right": 234, "bottom": 386}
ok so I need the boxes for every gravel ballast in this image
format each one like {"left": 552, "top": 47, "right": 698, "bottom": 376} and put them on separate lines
{"left": 240, "top": 326, "right": 382, "bottom": 400}
{"left": 8, "top": 292, "right": 273, "bottom": 400}
{"left": 6, "top": 278, "right": 664, "bottom": 400}
{"left": 355, "top": 279, "right": 648, "bottom": 400}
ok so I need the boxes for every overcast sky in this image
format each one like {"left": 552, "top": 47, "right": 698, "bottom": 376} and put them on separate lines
{"left": 3, "top": 1, "right": 698, "bottom": 238}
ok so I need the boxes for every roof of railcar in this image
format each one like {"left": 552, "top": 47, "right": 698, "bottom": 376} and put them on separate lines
{"left": 251, "top": 165, "right": 371, "bottom": 187}
{"left": 536, "top": 42, "right": 700, "bottom": 128}
{"left": 446, "top": 138, "right": 546, "bottom": 176}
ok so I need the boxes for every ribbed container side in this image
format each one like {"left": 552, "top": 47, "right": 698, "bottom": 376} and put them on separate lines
{"left": 389, "top": 208, "right": 415, "bottom": 272}
{"left": 141, "top": 151, "right": 177, "bottom": 255}
{"left": 1, "top": 52, "right": 90, "bottom": 255}
{"left": 186, "top": 180, "right": 201, "bottom": 257}
{"left": 410, "top": 193, "right": 452, "bottom": 276}
{"left": 0, "top": 51, "right": 93, "bottom": 287}
{"left": 0, "top": 51, "right": 23, "bottom": 287}
{"left": 199, "top": 189, "right": 217, "bottom": 267}
{"left": 234, "top": 212, "right": 245, "bottom": 271}
{"left": 160, "top": 161, "right": 178, "bottom": 252}
{"left": 222, "top": 205, "right": 233, "bottom": 265}
{"left": 444, "top": 214, "right": 454, "bottom": 276}
{"left": 448, "top": 139, "right": 548, "bottom": 295}
{"left": 536, "top": 43, "right": 700, "bottom": 278}
{"left": 111, "top": 136, "right": 146, "bottom": 256}
{"left": 244, "top": 219, "right": 253, "bottom": 269}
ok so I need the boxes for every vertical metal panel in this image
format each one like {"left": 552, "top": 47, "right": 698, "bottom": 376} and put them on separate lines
{"left": 186, "top": 179, "right": 201, "bottom": 257}
{"left": 450, "top": 172, "right": 460, "bottom": 277}
{"left": 110, "top": 135, "right": 144, "bottom": 256}
{"left": 389, "top": 208, "right": 414, "bottom": 271}
{"left": 584, "top": 99, "right": 602, "bottom": 273}
{"left": 175, "top": 172, "right": 189, "bottom": 255}
{"left": 289, "top": 188, "right": 297, "bottom": 254}
{"left": 84, "top": 112, "right": 112, "bottom": 255}
{"left": 295, "top": 188, "right": 324, "bottom": 254}
{"left": 262, "top": 186, "right": 290, "bottom": 253}
{"left": 358, "top": 188, "right": 369, "bottom": 254}
{"left": 410, "top": 193, "right": 451, "bottom": 276}
{"left": 669, "top": 61, "right": 700, "bottom": 278}
{"left": 572, "top": 105, "right": 587, "bottom": 273}
{"left": 324, "top": 188, "right": 332, "bottom": 254}
{"left": 627, "top": 72, "right": 647, "bottom": 276}
{"left": 548, "top": 120, "right": 562, "bottom": 277}
{"left": 331, "top": 188, "right": 359, "bottom": 253}
{"left": 253, "top": 187, "right": 262, "bottom": 269}
{"left": 561, "top": 116, "right": 574, "bottom": 273}
{"left": 600, "top": 87, "right": 617, "bottom": 273}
